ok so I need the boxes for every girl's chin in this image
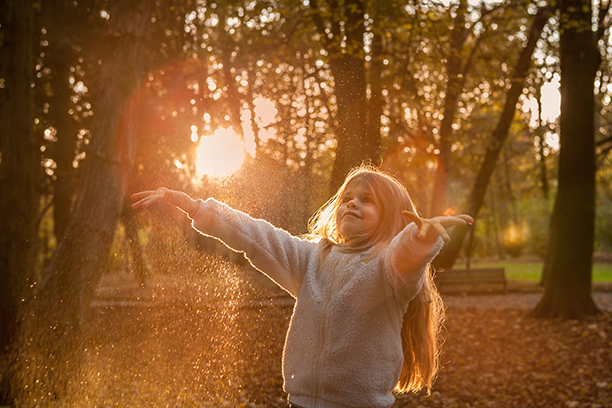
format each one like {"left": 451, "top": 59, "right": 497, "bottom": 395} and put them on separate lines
{"left": 340, "top": 233, "right": 365, "bottom": 243}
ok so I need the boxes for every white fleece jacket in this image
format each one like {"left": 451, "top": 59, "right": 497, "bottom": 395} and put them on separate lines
{"left": 189, "top": 198, "right": 444, "bottom": 408}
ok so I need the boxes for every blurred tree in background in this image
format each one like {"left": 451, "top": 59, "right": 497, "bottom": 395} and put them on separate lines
{"left": 2, "top": 0, "right": 612, "bottom": 402}
{"left": 0, "top": 0, "right": 38, "bottom": 383}
{"left": 531, "top": 0, "right": 603, "bottom": 319}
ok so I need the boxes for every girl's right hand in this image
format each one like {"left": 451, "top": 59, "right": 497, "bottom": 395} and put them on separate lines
{"left": 131, "top": 188, "right": 169, "bottom": 210}
{"left": 131, "top": 188, "right": 198, "bottom": 215}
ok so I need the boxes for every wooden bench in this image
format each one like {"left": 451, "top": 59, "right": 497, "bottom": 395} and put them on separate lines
{"left": 436, "top": 267, "right": 507, "bottom": 292}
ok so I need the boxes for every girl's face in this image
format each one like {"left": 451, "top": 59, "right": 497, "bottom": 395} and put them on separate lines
{"left": 337, "top": 179, "right": 381, "bottom": 244}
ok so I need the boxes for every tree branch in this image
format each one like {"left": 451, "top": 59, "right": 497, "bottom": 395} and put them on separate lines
{"left": 597, "top": 0, "right": 611, "bottom": 41}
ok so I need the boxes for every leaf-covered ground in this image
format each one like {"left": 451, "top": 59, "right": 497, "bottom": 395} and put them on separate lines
{"left": 11, "top": 270, "right": 612, "bottom": 408}
{"left": 399, "top": 308, "right": 612, "bottom": 408}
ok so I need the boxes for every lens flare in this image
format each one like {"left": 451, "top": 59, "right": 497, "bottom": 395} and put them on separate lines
{"left": 195, "top": 127, "right": 245, "bottom": 177}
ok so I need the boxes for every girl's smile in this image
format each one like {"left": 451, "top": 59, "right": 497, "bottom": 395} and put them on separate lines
{"left": 337, "top": 180, "right": 380, "bottom": 243}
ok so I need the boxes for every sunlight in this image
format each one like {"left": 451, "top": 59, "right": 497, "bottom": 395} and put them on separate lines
{"left": 444, "top": 207, "right": 458, "bottom": 216}
{"left": 540, "top": 75, "right": 561, "bottom": 122}
{"left": 241, "top": 96, "right": 279, "bottom": 158}
{"left": 433, "top": 0, "right": 504, "bottom": 7}
{"left": 253, "top": 96, "right": 278, "bottom": 126}
{"left": 523, "top": 74, "right": 561, "bottom": 127}
{"left": 502, "top": 221, "right": 530, "bottom": 257}
{"left": 195, "top": 127, "right": 245, "bottom": 177}
{"left": 545, "top": 132, "right": 560, "bottom": 151}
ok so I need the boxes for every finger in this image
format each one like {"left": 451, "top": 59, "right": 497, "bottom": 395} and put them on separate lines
{"left": 418, "top": 222, "right": 431, "bottom": 240}
{"left": 143, "top": 195, "right": 163, "bottom": 207}
{"left": 131, "top": 199, "right": 149, "bottom": 210}
{"left": 437, "top": 216, "right": 473, "bottom": 229}
{"left": 455, "top": 214, "right": 474, "bottom": 225}
{"left": 433, "top": 222, "right": 451, "bottom": 243}
{"left": 451, "top": 214, "right": 474, "bottom": 225}
{"left": 132, "top": 194, "right": 162, "bottom": 210}
{"left": 131, "top": 191, "right": 157, "bottom": 201}
{"left": 132, "top": 197, "right": 154, "bottom": 210}
{"left": 402, "top": 211, "right": 423, "bottom": 228}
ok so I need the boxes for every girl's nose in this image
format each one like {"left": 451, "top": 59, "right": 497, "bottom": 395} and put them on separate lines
{"left": 347, "top": 199, "right": 357, "bottom": 209}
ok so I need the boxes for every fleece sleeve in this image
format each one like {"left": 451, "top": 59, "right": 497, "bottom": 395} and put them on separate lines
{"left": 383, "top": 222, "right": 445, "bottom": 301}
{"left": 188, "top": 198, "right": 316, "bottom": 297}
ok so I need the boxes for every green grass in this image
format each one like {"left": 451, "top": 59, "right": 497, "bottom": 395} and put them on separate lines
{"left": 454, "top": 261, "right": 612, "bottom": 282}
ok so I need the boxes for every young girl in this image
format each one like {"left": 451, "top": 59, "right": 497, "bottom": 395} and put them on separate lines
{"left": 131, "top": 165, "right": 472, "bottom": 408}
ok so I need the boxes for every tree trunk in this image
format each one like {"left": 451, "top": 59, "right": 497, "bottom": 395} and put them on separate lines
{"left": 329, "top": 54, "right": 369, "bottom": 189}
{"left": 43, "top": 0, "right": 89, "bottom": 242}
{"left": 47, "top": 46, "right": 80, "bottom": 241}
{"left": 432, "top": 6, "right": 550, "bottom": 270}
{"left": 366, "top": 28, "right": 384, "bottom": 166}
{"left": 0, "top": 0, "right": 38, "bottom": 403}
{"left": 218, "top": 7, "right": 244, "bottom": 138}
{"left": 310, "top": 0, "right": 375, "bottom": 191}
{"left": 531, "top": 0, "right": 600, "bottom": 319}
{"left": 535, "top": 83, "right": 550, "bottom": 200}
{"left": 430, "top": 0, "right": 468, "bottom": 217}
{"left": 122, "top": 204, "right": 149, "bottom": 287}
{"left": 10, "top": 1, "right": 151, "bottom": 400}
{"left": 328, "top": 0, "right": 369, "bottom": 190}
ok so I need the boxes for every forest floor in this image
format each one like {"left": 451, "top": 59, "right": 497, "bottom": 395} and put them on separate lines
{"left": 7, "top": 270, "right": 612, "bottom": 408}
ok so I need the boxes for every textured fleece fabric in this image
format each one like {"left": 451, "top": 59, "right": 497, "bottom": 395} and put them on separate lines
{"left": 189, "top": 198, "right": 444, "bottom": 408}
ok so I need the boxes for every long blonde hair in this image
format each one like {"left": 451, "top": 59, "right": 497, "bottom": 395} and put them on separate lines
{"left": 309, "top": 164, "right": 445, "bottom": 395}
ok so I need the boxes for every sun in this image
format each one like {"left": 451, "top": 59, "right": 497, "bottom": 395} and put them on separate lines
{"left": 195, "top": 127, "right": 246, "bottom": 177}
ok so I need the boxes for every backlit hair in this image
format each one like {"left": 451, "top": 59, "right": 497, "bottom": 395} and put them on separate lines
{"left": 308, "top": 164, "right": 445, "bottom": 395}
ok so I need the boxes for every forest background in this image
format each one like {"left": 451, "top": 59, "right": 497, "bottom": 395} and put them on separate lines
{"left": 1, "top": 0, "right": 612, "bottom": 404}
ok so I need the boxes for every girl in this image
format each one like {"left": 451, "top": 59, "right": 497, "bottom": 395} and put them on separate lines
{"left": 131, "top": 165, "right": 472, "bottom": 408}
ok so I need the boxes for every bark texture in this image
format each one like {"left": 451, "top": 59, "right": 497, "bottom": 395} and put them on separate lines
{"left": 531, "top": 0, "right": 601, "bottom": 319}
{"left": 0, "top": 0, "right": 38, "bottom": 402}
{"left": 9, "top": 1, "right": 151, "bottom": 401}
{"left": 310, "top": 0, "right": 379, "bottom": 191}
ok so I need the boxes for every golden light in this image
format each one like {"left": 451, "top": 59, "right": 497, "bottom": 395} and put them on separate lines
{"left": 522, "top": 73, "right": 560, "bottom": 129}
{"left": 253, "top": 96, "right": 277, "bottom": 126}
{"left": 444, "top": 207, "right": 458, "bottom": 216}
{"left": 502, "top": 221, "right": 530, "bottom": 257}
{"left": 195, "top": 127, "right": 245, "bottom": 177}
{"left": 241, "top": 96, "right": 279, "bottom": 158}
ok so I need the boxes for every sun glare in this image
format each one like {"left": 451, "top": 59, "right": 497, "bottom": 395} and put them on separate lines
{"left": 241, "top": 96, "right": 279, "bottom": 158}
{"left": 195, "top": 127, "right": 245, "bottom": 177}
{"left": 523, "top": 74, "right": 561, "bottom": 127}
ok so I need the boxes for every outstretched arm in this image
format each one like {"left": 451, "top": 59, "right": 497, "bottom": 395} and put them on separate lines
{"left": 385, "top": 212, "right": 474, "bottom": 298}
{"left": 131, "top": 188, "right": 316, "bottom": 297}
{"left": 131, "top": 187, "right": 198, "bottom": 215}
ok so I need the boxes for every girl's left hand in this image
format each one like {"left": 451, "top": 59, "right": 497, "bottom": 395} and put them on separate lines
{"left": 402, "top": 211, "right": 474, "bottom": 243}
